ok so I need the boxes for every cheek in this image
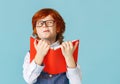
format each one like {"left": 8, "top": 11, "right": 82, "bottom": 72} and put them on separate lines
{"left": 51, "top": 27, "right": 57, "bottom": 33}
{"left": 36, "top": 28, "right": 40, "bottom": 33}
{"left": 36, "top": 29, "right": 42, "bottom": 35}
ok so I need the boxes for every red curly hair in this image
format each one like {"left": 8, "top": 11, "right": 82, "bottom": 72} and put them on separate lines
{"left": 32, "top": 8, "right": 65, "bottom": 44}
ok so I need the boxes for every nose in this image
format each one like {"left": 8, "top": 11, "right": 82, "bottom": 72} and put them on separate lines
{"left": 42, "top": 22, "right": 47, "bottom": 27}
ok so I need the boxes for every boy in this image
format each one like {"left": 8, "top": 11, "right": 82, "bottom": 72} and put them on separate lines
{"left": 23, "top": 8, "right": 82, "bottom": 84}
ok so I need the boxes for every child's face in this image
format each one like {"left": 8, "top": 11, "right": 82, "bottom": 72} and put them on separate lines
{"left": 36, "top": 15, "right": 57, "bottom": 41}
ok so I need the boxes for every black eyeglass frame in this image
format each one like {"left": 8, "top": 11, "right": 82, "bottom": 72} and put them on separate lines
{"left": 36, "top": 20, "right": 55, "bottom": 27}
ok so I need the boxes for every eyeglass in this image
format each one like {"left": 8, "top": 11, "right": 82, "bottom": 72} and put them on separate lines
{"left": 36, "top": 20, "right": 55, "bottom": 27}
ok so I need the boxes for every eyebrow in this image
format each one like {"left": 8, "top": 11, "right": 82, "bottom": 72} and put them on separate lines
{"left": 37, "top": 19, "right": 54, "bottom": 22}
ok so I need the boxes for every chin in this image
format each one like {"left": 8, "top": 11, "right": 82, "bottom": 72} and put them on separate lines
{"left": 41, "top": 36, "right": 50, "bottom": 39}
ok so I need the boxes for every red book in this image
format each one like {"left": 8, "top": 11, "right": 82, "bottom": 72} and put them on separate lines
{"left": 30, "top": 37, "right": 80, "bottom": 74}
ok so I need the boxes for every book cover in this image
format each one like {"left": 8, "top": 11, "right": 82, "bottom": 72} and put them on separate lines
{"left": 30, "top": 37, "right": 80, "bottom": 74}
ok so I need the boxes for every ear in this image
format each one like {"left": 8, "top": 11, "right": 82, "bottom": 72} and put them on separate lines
{"left": 33, "top": 27, "right": 37, "bottom": 33}
{"left": 57, "top": 30, "right": 59, "bottom": 33}
{"left": 33, "top": 28, "right": 38, "bottom": 37}
{"left": 56, "top": 29, "right": 60, "bottom": 33}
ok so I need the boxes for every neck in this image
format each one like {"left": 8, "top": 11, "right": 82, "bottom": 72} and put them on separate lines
{"left": 41, "top": 38, "right": 56, "bottom": 45}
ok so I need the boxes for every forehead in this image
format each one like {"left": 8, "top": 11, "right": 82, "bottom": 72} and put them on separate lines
{"left": 38, "top": 15, "right": 54, "bottom": 21}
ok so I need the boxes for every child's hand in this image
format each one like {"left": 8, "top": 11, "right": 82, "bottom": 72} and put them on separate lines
{"left": 61, "top": 41, "right": 78, "bottom": 58}
{"left": 34, "top": 39, "right": 50, "bottom": 65}
{"left": 61, "top": 41, "right": 78, "bottom": 68}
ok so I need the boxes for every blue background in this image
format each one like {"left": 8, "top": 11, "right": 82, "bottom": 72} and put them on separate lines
{"left": 0, "top": 0, "right": 120, "bottom": 84}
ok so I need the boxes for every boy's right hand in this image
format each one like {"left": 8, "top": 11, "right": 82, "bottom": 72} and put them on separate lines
{"left": 34, "top": 39, "right": 50, "bottom": 65}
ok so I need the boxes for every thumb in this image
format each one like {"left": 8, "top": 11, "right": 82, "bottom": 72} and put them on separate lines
{"left": 73, "top": 41, "right": 79, "bottom": 51}
{"left": 34, "top": 39, "right": 37, "bottom": 50}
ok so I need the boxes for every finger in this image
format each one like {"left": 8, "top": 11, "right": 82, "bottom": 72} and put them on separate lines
{"left": 66, "top": 41, "right": 72, "bottom": 49}
{"left": 42, "top": 40, "right": 49, "bottom": 48}
{"left": 38, "top": 40, "right": 46, "bottom": 48}
{"left": 65, "top": 41, "right": 69, "bottom": 48}
{"left": 61, "top": 43, "right": 65, "bottom": 51}
{"left": 46, "top": 45, "right": 50, "bottom": 51}
{"left": 60, "top": 45, "right": 63, "bottom": 50}
{"left": 34, "top": 39, "right": 37, "bottom": 50}
{"left": 73, "top": 41, "right": 79, "bottom": 51}
{"left": 37, "top": 40, "right": 42, "bottom": 46}
{"left": 44, "top": 43, "right": 50, "bottom": 49}
{"left": 69, "top": 41, "right": 73, "bottom": 49}
{"left": 62, "top": 42, "right": 67, "bottom": 48}
{"left": 60, "top": 45, "right": 65, "bottom": 56}
{"left": 64, "top": 41, "right": 69, "bottom": 48}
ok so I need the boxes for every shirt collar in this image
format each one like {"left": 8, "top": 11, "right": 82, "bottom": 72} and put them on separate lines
{"left": 50, "top": 41, "right": 60, "bottom": 48}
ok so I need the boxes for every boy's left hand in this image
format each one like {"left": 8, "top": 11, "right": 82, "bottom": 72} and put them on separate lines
{"left": 60, "top": 41, "right": 78, "bottom": 68}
